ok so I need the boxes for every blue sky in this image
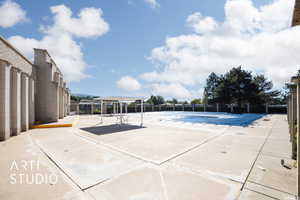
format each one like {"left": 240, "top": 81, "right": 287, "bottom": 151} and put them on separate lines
{"left": 0, "top": 0, "right": 298, "bottom": 100}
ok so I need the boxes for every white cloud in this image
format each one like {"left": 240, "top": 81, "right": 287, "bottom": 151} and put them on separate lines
{"left": 152, "top": 83, "right": 192, "bottom": 99}
{"left": 117, "top": 76, "right": 141, "bottom": 91}
{"left": 43, "top": 5, "right": 109, "bottom": 38}
{"left": 187, "top": 12, "right": 218, "bottom": 34}
{"left": 141, "top": 0, "right": 297, "bottom": 93}
{"left": 0, "top": 0, "right": 28, "bottom": 28}
{"left": 8, "top": 5, "right": 109, "bottom": 82}
{"left": 144, "top": 0, "right": 159, "bottom": 9}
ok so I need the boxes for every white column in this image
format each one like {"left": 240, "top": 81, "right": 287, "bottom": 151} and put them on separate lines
{"left": 64, "top": 90, "right": 67, "bottom": 117}
{"left": 59, "top": 87, "right": 64, "bottom": 119}
{"left": 21, "top": 73, "right": 29, "bottom": 132}
{"left": 10, "top": 68, "right": 21, "bottom": 135}
{"left": 0, "top": 62, "right": 11, "bottom": 140}
{"left": 67, "top": 91, "right": 71, "bottom": 115}
{"left": 29, "top": 78, "right": 35, "bottom": 127}
{"left": 55, "top": 83, "right": 59, "bottom": 120}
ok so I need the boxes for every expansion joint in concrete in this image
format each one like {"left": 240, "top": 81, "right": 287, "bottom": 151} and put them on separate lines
{"left": 240, "top": 119, "right": 278, "bottom": 192}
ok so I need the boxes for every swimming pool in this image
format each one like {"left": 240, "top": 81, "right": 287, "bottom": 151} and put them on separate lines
{"left": 144, "top": 112, "right": 265, "bottom": 126}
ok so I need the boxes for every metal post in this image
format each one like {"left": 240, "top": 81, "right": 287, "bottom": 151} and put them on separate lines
{"left": 230, "top": 104, "right": 234, "bottom": 113}
{"left": 91, "top": 103, "right": 94, "bottom": 115}
{"left": 100, "top": 100, "right": 103, "bottom": 123}
{"left": 247, "top": 103, "right": 250, "bottom": 113}
{"left": 216, "top": 103, "right": 219, "bottom": 112}
{"left": 141, "top": 100, "right": 144, "bottom": 127}
{"left": 266, "top": 103, "right": 269, "bottom": 114}
{"left": 120, "top": 102, "right": 122, "bottom": 124}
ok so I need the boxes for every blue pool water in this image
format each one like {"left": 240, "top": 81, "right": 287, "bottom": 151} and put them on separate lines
{"left": 158, "top": 112, "right": 265, "bottom": 126}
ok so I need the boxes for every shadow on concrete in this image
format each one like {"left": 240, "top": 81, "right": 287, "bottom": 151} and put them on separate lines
{"left": 81, "top": 124, "right": 145, "bottom": 136}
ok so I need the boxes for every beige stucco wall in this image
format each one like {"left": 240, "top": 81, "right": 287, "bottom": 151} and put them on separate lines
{"left": 34, "top": 49, "right": 68, "bottom": 123}
{"left": 0, "top": 37, "right": 33, "bottom": 75}
{"left": 0, "top": 37, "right": 71, "bottom": 141}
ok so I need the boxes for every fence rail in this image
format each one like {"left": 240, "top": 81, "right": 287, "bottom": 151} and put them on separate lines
{"left": 70, "top": 103, "right": 287, "bottom": 115}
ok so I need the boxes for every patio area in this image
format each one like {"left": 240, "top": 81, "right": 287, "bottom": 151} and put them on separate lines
{"left": 0, "top": 114, "right": 296, "bottom": 200}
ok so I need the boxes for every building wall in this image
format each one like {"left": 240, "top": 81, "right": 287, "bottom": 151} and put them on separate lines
{"left": 0, "top": 38, "right": 32, "bottom": 75}
{"left": 0, "top": 37, "right": 71, "bottom": 141}
{"left": 34, "top": 48, "right": 70, "bottom": 123}
{"left": 292, "top": 0, "right": 300, "bottom": 27}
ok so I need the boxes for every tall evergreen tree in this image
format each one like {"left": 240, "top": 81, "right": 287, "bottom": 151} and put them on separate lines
{"left": 202, "top": 66, "right": 282, "bottom": 113}
{"left": 203, "top": 72, "right": 220, "bottom": 104}
{"left": 253, "top": 75, "right": 280, "bottom": 104}
{"left": 146, "top": 95, "right": 165, "bottom": 105}
{"left": 224, "top": 66, "right": 259, "bottom": 110}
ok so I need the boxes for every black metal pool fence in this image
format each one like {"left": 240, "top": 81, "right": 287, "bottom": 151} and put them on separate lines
{"left": 70, "top": 103, "right": 287, "bottom": 115}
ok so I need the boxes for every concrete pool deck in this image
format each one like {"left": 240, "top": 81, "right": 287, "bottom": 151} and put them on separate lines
{"left": 0, "top": 114, "right": 297, "bottom": 200}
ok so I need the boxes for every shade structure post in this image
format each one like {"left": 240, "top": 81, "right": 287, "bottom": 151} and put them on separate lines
{"left": 120, "top": 102, "right": 123, "bottom": 124}
{"left": 100, "top": 100, "right": 103, "bottom": 123}
{"left": 141, "top": 100, "right": 144, "bottom": 127}
{"left": 93, "top": 97, "right": 145, "bottom": 127}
